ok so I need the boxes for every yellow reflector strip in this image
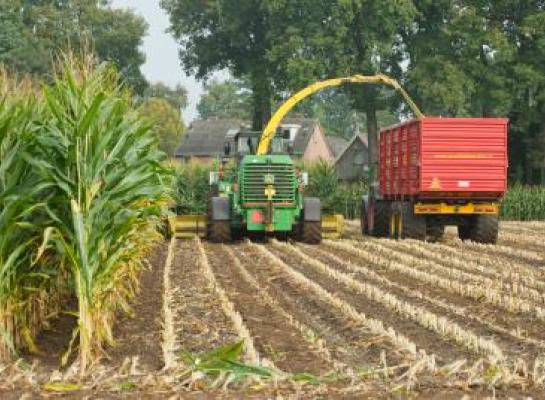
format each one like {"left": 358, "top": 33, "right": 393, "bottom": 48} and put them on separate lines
{"left": 414, "top": 203, "right": 498, "bottom": 215}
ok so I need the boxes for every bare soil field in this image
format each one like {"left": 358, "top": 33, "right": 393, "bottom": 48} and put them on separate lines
{"left": 2, "top": 221, "right": 545, "bottom": 399}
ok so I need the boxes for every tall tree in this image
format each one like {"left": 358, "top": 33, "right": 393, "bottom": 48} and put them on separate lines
{"left": 161, "top": 0, "right": 273, "bottom": 130}
{"left": 267, "top": 0, "right": 417, "bottom": 169}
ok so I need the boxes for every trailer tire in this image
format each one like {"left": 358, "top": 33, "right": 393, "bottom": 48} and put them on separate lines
{"left": 208, "top": 220, "right": 231, "bottom": 243}
{"left": 371, "top": 200, "right": 390, "bottom": 238}
{"left": 400, "top": 202, "right": 426, "bottom": 240}
{"left": 469, "top": 215, "right": 498, "bottom": 244}
{"left": 427, "top": 223, "right": 445, "bottom": 243}
{"left": 458, "top": 224, "right": 472, "bottom": 241}
{"left": 301, "top": 221, "right": 322, "bottom": 244}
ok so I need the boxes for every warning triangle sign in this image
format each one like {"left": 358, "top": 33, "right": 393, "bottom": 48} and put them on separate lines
{"left": 430, "top": 177, "right": 442, "bottom": 190}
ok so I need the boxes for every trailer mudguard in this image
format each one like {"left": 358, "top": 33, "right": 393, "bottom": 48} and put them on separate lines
{"left": 210, "top": 197, "right": 230, "bottom": 220}
{"left": 303, "top": 198, "right": 321, "bottom": 222}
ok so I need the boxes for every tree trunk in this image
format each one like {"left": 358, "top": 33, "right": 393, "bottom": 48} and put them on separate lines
{"left": 251, "top": 75, "right": 272, "bottom": 131}
{"left": 366, "top": 109, "right": 379, "bottom": 182}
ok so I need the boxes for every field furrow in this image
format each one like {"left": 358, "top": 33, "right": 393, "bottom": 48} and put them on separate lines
{"left": 300, "top": 243, "right": 545, "bottom": 363}
{"left": 202, "top": 241, "right": 328, "bottom": 374}
{"left": 367, "top": 238, "right": 545, "bottom": 303}
{"left": 196, "top": 238, "right": 264, "bottom": 366}
{"left": 442, "top": 230, "right": 545, "bottom": 266}
{"left": 230, "top": 243, "right": 413, "bottom": 373}
{"left": 270, "top": 241, "right": 504, "bottom": 362}
{"left": 169, "top": 240, "right": 240, "bottom": 359}
{"left": 325, "top": 240, "right": 545, "bottom": 348}
{"left": 247, "top": 241, "right": 432, "bottom": 365}
{"left": 259, "top": 246, "right": 479, "bottom": 366}
{"left": 329, "top": 239, "right": 545, "bottom": 320}
{"left": 220, "top": 244, "right": 348, "bottom": 375}
{"left": 387, "top": 237, "right": 545, "bottom": 288}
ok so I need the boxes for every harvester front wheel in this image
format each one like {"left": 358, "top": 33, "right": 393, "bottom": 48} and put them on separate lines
{"left": 301, "top": 221, "right": 322, "bottom": 244}
{"left": 208, "top": 220, "right": 231, "bottom": 243}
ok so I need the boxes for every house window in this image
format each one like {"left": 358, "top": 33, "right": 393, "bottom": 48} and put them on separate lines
{"left": 354, "top": 152, "right": 365, "bottom": 166}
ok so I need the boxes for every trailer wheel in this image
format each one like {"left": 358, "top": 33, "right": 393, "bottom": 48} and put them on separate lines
{"left": 301, "top": 221, "right": 322, "bottom": 244}
{"left": 400, "top": 202, "right": 426, "bottom": 240}
{"left": 370, "top": 199, "right": 390, "bottom": 238}
{"left": 468, "top": 215, "right": 498, "bottom": 244}
{"left": 458, "top": 224, "right": 472, "bottom": 241}
{"left": 427, "top": 223, "right": 445, "bottom": 243}
{"left": 208, "top": 220, "right": 231, "bottom": 243}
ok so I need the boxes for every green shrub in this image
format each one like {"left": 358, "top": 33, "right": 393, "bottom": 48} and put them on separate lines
{"left": 501, "top": 185, "right": 545, "bottom": 221}
{"left": 304, "top": 161, "right": 367, "bottom": 219}
{"left": 172, "top": 163, "right": 215, "bottom": 214}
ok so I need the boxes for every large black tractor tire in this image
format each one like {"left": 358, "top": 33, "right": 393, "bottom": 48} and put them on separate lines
{"left": 400, "top": 202, "right": 426, "bottom": 241}
{"left": 468, "top": 215, "right": 499, "bottom": 244}
{"left": 301, "top": 220, "right": 322, "bottom": 244}
{"left": 458, "top": 224, "right": 472, "bottom": 240}
{"left": 427, "top": 222, "right": 445, "bottom": 243}
{"left": 371, "top": 200, "right": 391, "bottom": 238}
{"left": 208, "top": 220, "right": 232, "bottom": 243}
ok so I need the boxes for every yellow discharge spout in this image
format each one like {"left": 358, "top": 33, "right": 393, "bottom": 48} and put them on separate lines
{"left": 256, "top": 74, "right": 423, "bottom": 156}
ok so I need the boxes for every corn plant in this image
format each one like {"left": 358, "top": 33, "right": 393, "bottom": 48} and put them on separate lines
{"left": 29, "top": 56, "right": 170, "bottom": 372}
{"left": 173, "top": 163, "right": 214, "bottom": 214}
{"left": 0, "top": 73, "right": 60, "bottom": 360}
{"left": 501, "top": 185, "right": 545, "bottom": 221}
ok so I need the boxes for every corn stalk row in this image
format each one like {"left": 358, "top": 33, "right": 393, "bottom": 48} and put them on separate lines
{"left": 328, "top": 240, "right": 545, "bottom": 321}
{"left": 162, "top": 238, "right": 177, "bottom": 370}
{"left": 368, "top": 239, "right": 545, "bottom": 304}
{"left": 273, "top": 241, "right": 503, "bottom": 360}
{"left": 304, "top": 244, "right": 545, "bottom": 353}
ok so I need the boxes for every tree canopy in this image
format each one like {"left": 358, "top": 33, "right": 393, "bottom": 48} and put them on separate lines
{"left": 197, "top": 79, "right": 252, "bottom": 121}
{"left": 140, "top": 97, "right": 186, "bottom": 158}
{"left": 0, "top": 0, "right": 149, "bottom": 92}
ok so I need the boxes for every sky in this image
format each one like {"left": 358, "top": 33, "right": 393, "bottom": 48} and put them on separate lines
{"left": 110, "top": 0, "right": 225, "bottom": 122}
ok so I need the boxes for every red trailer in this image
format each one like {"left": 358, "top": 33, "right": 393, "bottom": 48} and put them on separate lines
{"left": 362, "top": 117, "right": 508, "bottom": 244}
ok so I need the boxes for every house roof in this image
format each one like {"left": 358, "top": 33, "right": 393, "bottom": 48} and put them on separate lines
{"left": 282, "top": 118, "right": 319, "bottom": 154}
{"left": 326, "top": 136, "right": 349, "bottom": 157}
{"left": 175, "top": 117, "right": 324, "bottom": 157}
{"left": 334, "top": 134, "right": 368, "bottom": 165}
{"left": 175, "top": 119, "right": 242, "bottom": 157}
